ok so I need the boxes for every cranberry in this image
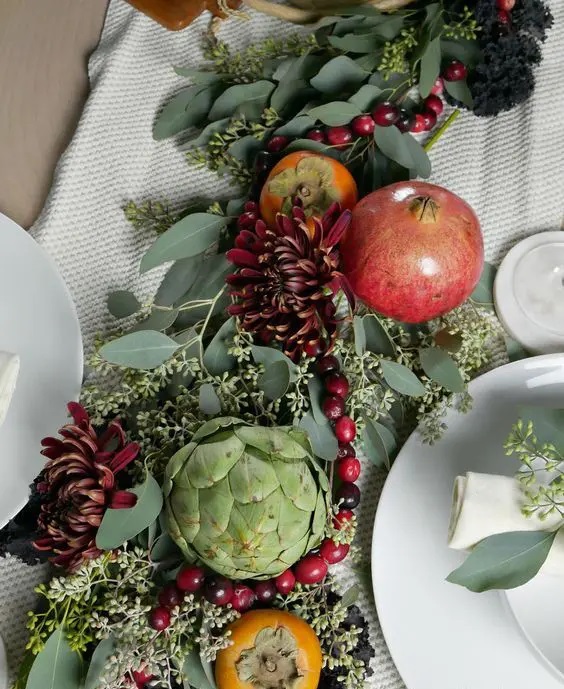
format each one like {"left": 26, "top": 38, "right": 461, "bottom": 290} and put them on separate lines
{"left": 237, "top": 210, "right": 258, "bottom": 230}
{"left": 244, "top": 200, "right": 258, "bottom": 213}
{"left": 325, "top": 373, "right": 350, "bottom": 398}
{"left": 231, "top": 584, "right": 256, "bottom": 612}
{"left": 307, "top": 128, "right": 326, "bottom": 143}
{"left": 266, "top": 135, "right": 289, "bottom": 153}
{"left": 337, "top": 443, "right": 356, "bottom": 460}
{"left": 275, "top": 570, "right": 296, "bottom": 595}
{"left": 338, "top": 482, "right": 361, "bottom": 510}
{"left": 132, "top": 669, "right": 154, "bottom": 688}
{"left": 149, "top": 607, "right": 171, "bottom": 631}
{"left": 158, "top": 584, "right": 183, "bottom": 609}
{"left": 497, "top": 0, "right": 515, "bottom": 9}
{"left": 316, "top": 355, "right": 340, "bottom": 376}
{"left": 325, "top": 126, "right": 353, "bottom": 147}
{"left": 254, "top": 580, "right": 278, "bottom": 604}
{"left": 395, "top": 109, "right": 415, "bottom": 133}
{"left": 421, "top": 109, "right": 437, "bottom": 131}
{"left": 430, "top": 77, "right": 444, "bottom": 95}
{"left": 334, "top": 416, "right": 356, "bottom": 444}
{"left": 254, "top": 151, "right": 279, "bottom": 179}
{"left": 497, "top": 8, "right": 510, "bottom": 23}
{"left": 351, "top": 114, "right": 375, "bottom": 137}
{"left": 442, "top": 60, "right": 467, "bottom": 82}
{"left": 337, "top": 457, "right": 361, "bottom": 483}
{"left": 205, "top": 576, "right": 234, "bottom": 606}
{"left": 320, "top": 539, "right": 350, "bottom": 565}
{"left": 304, "top": 338, "right": 326, "bottom": 358}
{"left": 322, "top": 395, "right": 345, "bottom": 421}
{"left": 176, "top": 565, "right": 205, "bottom": 593}
{"left": 372, "top": 102, "right": 400, "bottom": 127}
{"left": 333, "top": 508, "right": 354, "bottom": 529}
{"left": 295, "top": 555, "right": 328, "bottom": 585}
{"left": 409, "top": 114, "right": 426, "bottom": 134}
{"left": 424, "top": 94, "right": 444, "bottom": 116}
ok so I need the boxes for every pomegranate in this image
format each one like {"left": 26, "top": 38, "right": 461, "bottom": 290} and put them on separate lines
{"left": 340, "top": 182, "right": 483, "bottom": 323}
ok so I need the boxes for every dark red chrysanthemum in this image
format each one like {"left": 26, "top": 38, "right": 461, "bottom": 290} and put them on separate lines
{"left": 226, "top": 203, "right": 354, "bottom": 360}
{"left": 33, "top": 402, "right": 140, "bottom": 570}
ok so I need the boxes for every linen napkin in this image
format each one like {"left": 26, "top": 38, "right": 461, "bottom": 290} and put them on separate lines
{"left": 448, "top": 472, "right": 564, "bottom": 576}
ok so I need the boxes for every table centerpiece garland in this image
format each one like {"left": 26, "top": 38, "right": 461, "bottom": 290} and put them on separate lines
{"left": 10, "top": 1, "right": 554, "bottom": 689}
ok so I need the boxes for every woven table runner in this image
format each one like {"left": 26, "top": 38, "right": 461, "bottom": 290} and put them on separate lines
{"left": 1, "top": 0, "right": 563, "bottom": 685}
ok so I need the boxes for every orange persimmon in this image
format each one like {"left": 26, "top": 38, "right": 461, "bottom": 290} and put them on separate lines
{"left": 215, "top": 609, "right": 322, "bottom": 689}
{"left": 259, "top": 151, "right": 358, "bottom": 230}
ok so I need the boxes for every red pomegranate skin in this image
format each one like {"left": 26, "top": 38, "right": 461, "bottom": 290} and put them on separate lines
{"left": 340, "top": 182, "right": 484, "bottom": 322}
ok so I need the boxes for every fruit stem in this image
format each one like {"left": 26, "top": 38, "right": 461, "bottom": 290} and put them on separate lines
{"left": 424, "top": 109, "right": 461, "bottom": 152}
{"left": 410, "top": 196, "right": 439, "bottom": 223}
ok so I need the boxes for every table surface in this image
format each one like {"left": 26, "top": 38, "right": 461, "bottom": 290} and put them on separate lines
{"left": 0, "top": 0, "right": 109, "bottom": 229}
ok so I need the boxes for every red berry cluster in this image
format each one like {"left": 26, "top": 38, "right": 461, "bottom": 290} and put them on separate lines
{"left": 496, "top": 0, "right": 515, "bottom": 25}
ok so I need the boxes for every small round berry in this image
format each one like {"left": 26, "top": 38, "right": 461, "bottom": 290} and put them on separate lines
{"left": 442, "top": 60, "right": 467, "bottom": 82}
{"left": 497, "top": 0, "right": 515, "bottom": 9}
{"left": 337, "top": 457, "right": 361, "bottom": 483}
{"left": 421, "top": 109, "right": 437, "bottom": 131}
{"left": 395, "top": 109, "right": 415, "bottom": 133}
{"left": 424, "top": 94, "right": 444, "bottom": 116}
{"left": 244, "top": 200, "right": 258, "bottom": 213}
{"left": 325, "top": 126, "right": 353, "bottom": 147}
{"left": 338, "top": 482, "right": 361, "bottom": 510}
{"left": 205, "top": 576, "right": 234, "bottom": 606}
{"left": 149, "top": 607, "right": 171, "bottom": 631}
{"left": 337, "top": 443, "right": 356, "bottom": 460}
{"left": 497, "top": 8, "right": 510, "bottom": 24}
{"left": 275, "top": 569, "right": 296, "bottom": 595}
{"left": 322, "top": 395, "right": 345, "bottom": 421}
{"left": 307, "top": 128, "right": 326, "bottom": 143}
{"left": 254, "top": 150, "right": 279, "bottom": 178}
{"left": 320, "top": 539, "right": 351, "bottom": 565}
{"left": 430, "top": 77, "right": 444, "bottom": 95}
{"left": 333, "top": 508, "right": 354, "bottom": 529}
{"left": 254, "top": 580, "right": 278, "bottom": 604}
{"left": 237, "top": 210, "right": 258, "bottom": 230}
{"left": 295, "top": 555, "right": 328, "bottom": 585}
{"left": 176, "top": 565, "right": 205, "bottom": 593}
{"left": 410, "top": 114, "right": 426, "bottom": 134}
{"left": 266, "top": 135, "right": 289, "bottom": 153}
{"left": 335, "top": 415, "right": 357, "bottom": 444}
{"left": 316, "top": 354, "right": 340, "bottom": 377}
{"left": 325, "top": 373, "right": 350, "bottom": 398}
{"left": 158, "top": 584, "right": 183, "bottom": 609}
{"left": 231, "top": 584, "right": 256, "bottom": 612}
{"left": 372, "top": 102, "right": 400, "bottom": 127}
{"left": 304, "top": 338, "right": 326, "bottom": 358}
{"left": 351, "top": 114, "right": 375, "bottom": 137}
{"left": 132, "top": 669, "right": 154, "bottom": 688}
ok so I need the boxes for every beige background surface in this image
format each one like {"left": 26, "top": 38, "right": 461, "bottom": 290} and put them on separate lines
{"left": 0, "top": 0, "right": 109, "bottom": 228}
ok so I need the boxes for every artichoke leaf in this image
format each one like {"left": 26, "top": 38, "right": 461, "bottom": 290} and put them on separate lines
{"left": 310, "top": 489, "right": 329, "bottom": 544}
{"left": 165, "top": 442, "right": 197, "bottom": 489}
{"left": 198, "top": 477, "right": 234, "bottom": 537}
{"left": 228, "top": 450, "right": 279, "bottom": 504}
{"left": 186, "top": 433, "right": 246, "bottom": 488}
{"left": 276, "top": 494, "right": 313, "bottom": 547}
{"left": 191, "top": 416, "right": 248, "bottom": 442}
{"left": 277, "top": 532, "right": 311, "bottom": 567}
{"left": 274, "top": 460, "right": 318, "bottom": 512}
{"left": 164, "top": 502, "right": 197, "bottom": 561}
{"left": 168, "top": 485, "right": 200, "bottom": 543}
{"left": 234, "top": 425, "right": 308, "bottom": 460}
{"left": 237, "top": 491, "right": 280, "bottom": 534}
{"left": 193, "top": 532, "right": 237, "bottom": 573}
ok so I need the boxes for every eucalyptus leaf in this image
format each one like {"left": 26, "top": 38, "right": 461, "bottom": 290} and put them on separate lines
{"left": 505, "top": 336, "right": 528, "bottom": 362}
{"left": 354, "top": 53, "right": 381, "bottom": 72}
{"left": 299, "top": 410, "right": 338, "bottom": 461}
{"left": 251, "top": 345, "right": 298, "bottom": 381}
{"left": 419, "top": 38, "right": 441, "bottom": 98}
{"left": 151, "top": 532, "right": 181, "bottom": 563}
{"left": 310, "top": 56, "right": 368, "bottom": 95}
{"left": 471, "top": 261, "right": 496, "bottom": 304}
{"left": 275, "top": 115, "right": 317, "bottom": 138}
{"left": 518, "top": 406, "right": 564, "bottom": 449}
{"left": 446, "top": 530, "right": 557, "bottom": 592}
{"left": 444, "top": 79, "right": 474, "bottom": 108}
{"left": 154, "top": 86, "right": 217, "bottom": 140}
{"left": 441, "top": 39, "right": 482, "bottom": 67}
{"left": 361, "top": 149, "right": 388, "bottom": 195}
{"left": 26, "top": 628, "right": 82, "bottom": 689}
{"left": 96, "top": 472, "right": 163, "bottom": 550}
{"left": 308, "top": 102, "right": 361, "bottom": 127}
{"left": 374, "top": 125, "right": 411, "bottom": 170}
{"left": 424, "top": 2, "right": 444, "bottom": 40}
{"left": 199, "top": 383, "right": 222, "bottom": 415}
{"left": 226, "top": 198, "right": 247, "bottom": 217}
{"left": 380, "top": 359, "right": 426, "bottom": 397}
{"left": 203, "top": 317, "right": 236, "bottom": 376}
{"left": 348, "top": 84, "right": 383, "bottom": 111}
{"left": 107, "top": 290, "right": 141, "bottom": 319}
{"left": 140, "top": 213, "right": 227, "bottom": 273}
{"left": 258, "top": 360, "right": 291, "bottom": 401}
{"left": 307, "top": 376, "right": 326, "bottom": 425}
{"left": 353, "top": 315, "right": 366, "bottom": 356}
{"left": 271, "top": 78, "right": 310, "bottom": 115}
{"left": 340, "top": 584, "right": 360, "bottom": 608}
{"left": 155, "top": 257, "right": 200, "bottom": 307}
{"left": 182, "top": 650, "right": 215, "bottom": 689}
{"left": 369, "top": 14, "right": 405, "bottom": 40}
{"left": 363, "top": 314, "right": 396, "bottom": 356}
{"left": 228, "top": 135, "right": 264, "bottom": 166}
{"left": 174, "top": 253, "right": 230, "bottom": 327}
{"left": 85, "top": 637, "right": 115, "bottom": 689}
{"left": 182, "top": 118, "right": 230, "bottom": 151}
{"left": 130, "top": 307, "right": 178, "bottom": 333}
{"left": 419, "top": 347, "right": 465, "bottom": 393}
{"left": 100, "top": 330, "right": 179, "bottom": 369}
{"left": 173, "top": 67, "right": 222, "bottom": 83}
{"left": 363, "top": 417, "right": 395, "bottom": 469}
{"left": 403, "top": 133, "right": 432, "bottom": 178}
{"left": 209, "top": 81, "right": 275, "bottom": 121}
{"left": 284, "top": 138, "right": 343, "bottom": 161}
{"left": 328, "top": 32, "right": 382, "bottom": 54}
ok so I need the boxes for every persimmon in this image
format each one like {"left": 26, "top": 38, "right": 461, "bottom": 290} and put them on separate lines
{"left": 259, "top": 151, "right": 358, "bottom": 232}
{"left": 215, "top": 609, "right": 322, "bottom": 689}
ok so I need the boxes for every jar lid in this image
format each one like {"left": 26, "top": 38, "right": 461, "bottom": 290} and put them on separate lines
{"left": 494, "top": 232, "right": 564, "bottom": 354}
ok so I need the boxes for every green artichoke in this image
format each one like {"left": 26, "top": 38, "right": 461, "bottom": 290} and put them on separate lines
{"left": 163, "top": 417, "right": 330, "bottom": 580}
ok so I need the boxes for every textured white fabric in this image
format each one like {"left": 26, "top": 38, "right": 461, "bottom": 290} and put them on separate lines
{"left": 1, "top": 0, "right": 563, "bottom": 686}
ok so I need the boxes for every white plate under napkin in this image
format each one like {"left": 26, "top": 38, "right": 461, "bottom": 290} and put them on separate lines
{"left": 372, "top": 354, "right": 564, "bottom": 688}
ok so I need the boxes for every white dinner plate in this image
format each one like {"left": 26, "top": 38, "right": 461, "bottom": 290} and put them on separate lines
{"left": 372, "top": 354, "right": 564, "bottom": 689}
{"left": 0, "top": 213, "right": 82, "bottom": 527}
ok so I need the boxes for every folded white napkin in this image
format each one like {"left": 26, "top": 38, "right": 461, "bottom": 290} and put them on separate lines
{"left": 448, "top": 472, "right": 564, "bottom": 576}
{"left": 0, "top": 352, "right": 19, "bottom": 428}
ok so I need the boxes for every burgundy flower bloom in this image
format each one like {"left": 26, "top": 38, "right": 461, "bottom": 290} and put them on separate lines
{"left": 33, "top": 402, "right": 140, "bottom": 570}
{"left": 226, "top": 203, "right": 354, "bottom": 360}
